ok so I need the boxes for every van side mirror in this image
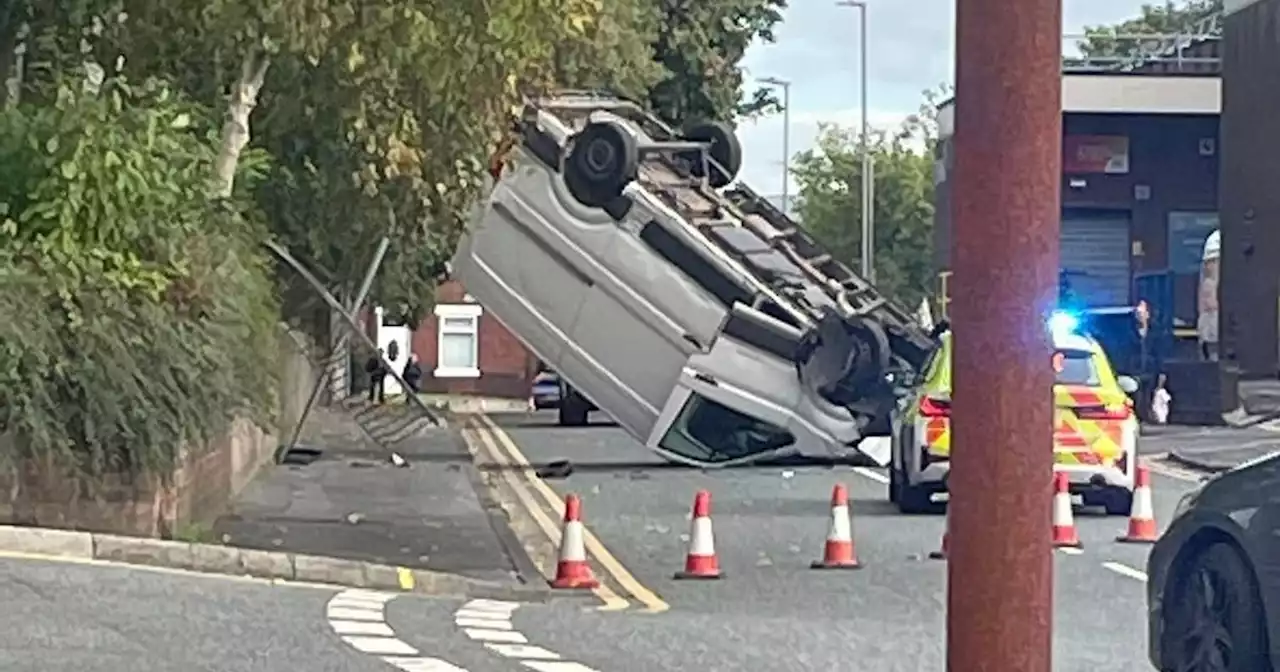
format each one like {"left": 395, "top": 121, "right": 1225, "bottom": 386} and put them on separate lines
{"left": 1118, "top": 376, "right": 1139, "bottom": 394}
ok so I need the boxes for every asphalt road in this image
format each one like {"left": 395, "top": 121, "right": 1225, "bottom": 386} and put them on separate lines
{"left": 0, "top": 557, "right": 469, "bottom": 672}
{"left": 458, "top": 411, "right": 1211, "bottom": 672}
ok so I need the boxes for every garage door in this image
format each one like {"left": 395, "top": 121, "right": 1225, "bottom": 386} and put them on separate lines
{"left": 1061, "top": 213, "right": 1132, "bottom": 308}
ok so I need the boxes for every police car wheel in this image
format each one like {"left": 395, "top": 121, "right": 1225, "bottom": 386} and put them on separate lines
{"left": 682, "top": 121, "right": 742, "bottom": 188}
{"left": 564, "top": 121, "right": 639, "bottom": 208}
{"left": 1102, "top": 488, "right": 1134, "bottom": 516}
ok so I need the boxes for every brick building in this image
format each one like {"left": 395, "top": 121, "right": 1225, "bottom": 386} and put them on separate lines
{"left": 408, "top": 279, "right": 537, "bottom": 398}
{"left": 366, "top": 280, "right": 536, "bottom": 399}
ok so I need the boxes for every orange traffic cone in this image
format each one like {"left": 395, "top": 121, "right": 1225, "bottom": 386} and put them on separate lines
{"left": 811, "top": 484, "right": 862, "bottom": 570}
{"left": 1051, "top": 471, "right": 1082, "bottom": 549}
{"left": 1116, "top": 466, "right": 1158, "bottom": 544}
{"left": 674, "top": 490, "right": 721, "bottom": 580}
{"left": 929, "top": 507, "right": 950, "bottom": 560}
{"left": 550, "top": 494, "right": 599, "bottom": 589}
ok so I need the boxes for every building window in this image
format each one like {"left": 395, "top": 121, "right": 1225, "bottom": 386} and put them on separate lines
{"left": 434, "top": 304, "right": 482, "bottom": 378}
{"left": 1167, "top": 212, "right": 1219, "bottom": 275}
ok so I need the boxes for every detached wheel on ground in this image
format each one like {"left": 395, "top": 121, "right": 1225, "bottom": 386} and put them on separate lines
{"left": 1161, "top": 542, "right": 1270, "bottom": 672}
{"left": 564, "top": 120, "right": 640, "bottom": 209}
{"left": 558, "top": 384, "right": 591, "bottom": 427}
{"left": 682, "top": 121, "right": 743, "bottom": 188}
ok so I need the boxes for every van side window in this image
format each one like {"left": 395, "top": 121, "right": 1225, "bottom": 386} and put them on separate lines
{"left": 639, "top": 221, "right": 753, "bottom": 308}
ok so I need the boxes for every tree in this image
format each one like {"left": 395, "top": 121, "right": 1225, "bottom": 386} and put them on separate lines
{"left": 1077, "top": 0, "right": 1221, "bottom": 61}
{"left": 646, "top": 0, "right": 788, "bottom": 128}
{"left": 791, "top": 122, "right": 936, "bottom": 311}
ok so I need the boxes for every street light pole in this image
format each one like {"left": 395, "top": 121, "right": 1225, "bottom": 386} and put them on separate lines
{"left": 837, "top": 0, "right": 873, "bottom": 282}
{"left": 950, "top": 0, "right": 1060, "bottom": 670}
{"left": 760, "top": 76, "right": 792, "bottom": 214}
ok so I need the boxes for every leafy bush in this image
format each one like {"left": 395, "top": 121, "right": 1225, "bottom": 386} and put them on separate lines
{"left": 0, "top": 76, "right": 280, "bottom": 479}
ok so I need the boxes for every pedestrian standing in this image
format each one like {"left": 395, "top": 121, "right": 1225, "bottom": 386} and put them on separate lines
{"left": 365, "top": 348, "right": 388, "bottom": 404}
{"left": 1130, "top": 301, "right": 1157, "bottom": 422}
{"left": 402, "top": 353, "right": 423, "bottom": 403}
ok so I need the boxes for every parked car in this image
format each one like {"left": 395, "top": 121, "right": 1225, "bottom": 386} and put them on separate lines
{"left": 530, "top": 369, "right": 562, "bottom": 410}
{"left": 453, "top": 91, "right": 935, "bottom": 467}
{"left": 1146, "top": 451, "right": 1280, "bottom": 671}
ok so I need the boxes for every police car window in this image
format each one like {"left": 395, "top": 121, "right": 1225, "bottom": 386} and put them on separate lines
{"left": 1054, "top": 350, "right": 1100, "bottom": 386}
{"left": 659, "top": 394, "right": 795, "bottom": 463}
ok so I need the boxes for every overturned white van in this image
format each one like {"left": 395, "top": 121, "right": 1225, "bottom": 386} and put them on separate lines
{"left": 451, "top": 91, "right": 937, "bottom": 468}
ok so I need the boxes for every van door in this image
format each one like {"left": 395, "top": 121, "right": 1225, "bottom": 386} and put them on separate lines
{"left": 645, "top": 368, "right": 798, "bottom": 468}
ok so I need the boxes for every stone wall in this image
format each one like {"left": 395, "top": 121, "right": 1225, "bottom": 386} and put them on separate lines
{"left": 0, "top": 326, "right": 317, "bottom": 537}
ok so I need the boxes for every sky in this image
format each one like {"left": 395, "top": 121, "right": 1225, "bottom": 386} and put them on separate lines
{"left": 736, "top": 0, "right": 1157, "bottom": 197}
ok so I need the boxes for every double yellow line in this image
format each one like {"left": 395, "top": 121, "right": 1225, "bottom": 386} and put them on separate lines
{"left": 460, "top": 413, "right": 669, "bottom": 613}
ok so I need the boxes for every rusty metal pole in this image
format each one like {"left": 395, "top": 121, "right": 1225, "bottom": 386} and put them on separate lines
{"left": 948, "top": 0, "right": 1061, "bottom": 669}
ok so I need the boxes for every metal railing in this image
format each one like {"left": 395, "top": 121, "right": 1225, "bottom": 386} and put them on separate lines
{"left": 1061, "top": 11, "right": 1223, "bottom": 74}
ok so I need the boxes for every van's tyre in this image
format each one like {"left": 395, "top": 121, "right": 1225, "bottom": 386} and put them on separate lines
{"left": 683, "top": 121, "right": 742, "bottom": 188}
{"left": 558, "top": 387, "right": 591, "bottom": 427}
{"left": 564, "top": 121, "right": 639, "bottom": 209}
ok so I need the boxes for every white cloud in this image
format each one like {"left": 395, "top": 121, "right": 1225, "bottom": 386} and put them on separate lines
{"left": 733, "top": 0, "right": 1159, "bottom": 195}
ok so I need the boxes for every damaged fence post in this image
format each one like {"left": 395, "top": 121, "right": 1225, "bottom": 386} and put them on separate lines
{"left": 263, "top": 239, "right": 442, "bottom": 433}
{"left": 285, "top": 236, "right": 393, "bottom": 452}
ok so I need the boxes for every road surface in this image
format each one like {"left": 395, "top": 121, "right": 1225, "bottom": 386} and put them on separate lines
{"left": 429, "top": 411, "right": 1214, "bottom": 672}
{"left": 0, "top": 557, "right": 475, "bottom": 672}
{"left": 0, "top": 413, "right": 1220, "bottom": 672}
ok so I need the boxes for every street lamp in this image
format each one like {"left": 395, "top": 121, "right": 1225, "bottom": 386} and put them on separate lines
{"left": 836, "top": 0, "right": 874, "bottom": 282}
{"left": 759, "top": 76, "right": 792, "bottom": 215}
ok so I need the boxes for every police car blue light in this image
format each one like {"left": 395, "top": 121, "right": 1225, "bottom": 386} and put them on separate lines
{"left": 1048, "top": 311, "right": 1080, "bottom": 336}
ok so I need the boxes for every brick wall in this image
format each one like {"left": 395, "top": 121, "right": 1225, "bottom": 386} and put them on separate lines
{"left": 410, "top": 279, "right": 535, "bottom": 399}
{"left": 0, "top": 326, "right": 316, "bottom": 537}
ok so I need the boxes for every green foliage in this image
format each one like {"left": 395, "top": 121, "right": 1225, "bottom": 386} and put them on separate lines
{"left": 0, "top": 76, "right": 279, "bottom": 477}
{"left": 791, "top": 117, "right": 936, "bottom": 311}
{"left": 1077, "top": 0, "right": 1221, "bottom": 59}
{"left": 647, "top": 0, "right": 788, "bottom": 127}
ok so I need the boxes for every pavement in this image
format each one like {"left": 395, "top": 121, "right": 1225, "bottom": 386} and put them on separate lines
{"left": 1143, "top": 422, "right": 1280, "bottom": 472}
{"left": 213, "top": 406, "right": 538, "bottom": 586}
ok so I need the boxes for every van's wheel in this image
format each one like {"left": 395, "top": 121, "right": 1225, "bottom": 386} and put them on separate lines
{"left": 1161, "top": 543, "right": 1270, "bottom": 671}
{"left": 558, "top": 386, "right": 590, "bottom": 427}
{"left": 683, "top": 121, "right": 742, "bottom": 188}
{"left": 564, "top": 120, "right": 639, "bottom": 209}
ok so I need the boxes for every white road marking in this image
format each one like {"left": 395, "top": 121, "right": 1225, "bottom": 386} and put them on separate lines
{"left": 1056, "top": 547, "right": 1084, "bottom": 556}
{"left": 383, "top": 657, "right": 468, "bottom": 672}
{"left": 456, "top": 599, "right": 600, "bottom": 671}
{"left": 330, "top": 620, "right": 397, "bottom": 636}
{"left": 345, "top": 636, "right": 420, "bottom": 656}
{"left": 524, "top": 662, "right": 603, "bottom": 672}
{"left": 456, "top": 617, "right": 513, "bottom": 629}
{"left": 852, "top": 467, "right": 890, "bottom": 484}
{"left": 454, "top": 609, "right": 512, "bottom": 621}
{"left": 464, "top": 628, "right": 529, "bottom": 643}
{"left": 326, "top": 589, "right": 470, "bottom": 670}
{"left": 485, "top": 644, "right": 562, "bottom": 659}
{"left": 328, "top": 606, "right": 386, "bottom": 621}
{"left": 1103, "top": 561, "right": 1149, "bottom": 582}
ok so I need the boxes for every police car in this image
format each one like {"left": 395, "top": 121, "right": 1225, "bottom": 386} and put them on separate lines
{"left": 889, "top": 312, "right": 1140, "bottom": 514}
